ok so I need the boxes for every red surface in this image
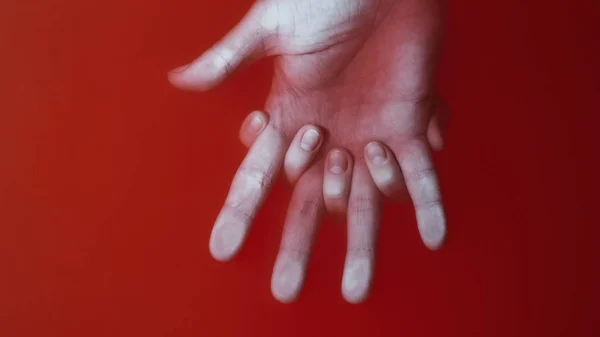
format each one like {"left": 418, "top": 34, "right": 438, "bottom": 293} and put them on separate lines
{"left": 1, "top": 0, "right": 598, "bottom": 336}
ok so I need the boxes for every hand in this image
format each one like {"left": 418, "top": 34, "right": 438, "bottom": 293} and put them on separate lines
{"left": 169, "top": 0, "right": 449, "bottom": 303}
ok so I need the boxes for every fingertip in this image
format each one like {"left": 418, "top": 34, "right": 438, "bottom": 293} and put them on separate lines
{"left": 323, "top": 148, "right": 353, "bottom": 217}
{"left": 209, "top": 235, "right": 236, "bottom": 262}
{"left": 299, "top": 127, "right": 323, "bottom": 152}
{"left": 209, "top": 217, "right": 246, "bottom": 262}
{"left": 324, "top": 149, "right": 351, "bottom": 196}
{"left": 284, "top": 125, "right": 323, "bottom": 183}
{"left": 327, "top": 148, "right": 351, "bottom": 175}
{"left": 167, "top": 56, "right": 222, "bottom": 91}
{"left": 364, "top": 141, "right": 406, "bottom": 199}
{"left": 239, "top": 111, "right": 269, "bottom": 148}
{"left": 418, "top": 206, "right": 447, "bottom": 251}
{"left": 423, "top": 231, "right": 446, "bottom": 251}
{"left": 365, "top": 141, "right": 387, "bottom": 165}
{"left": 341, "top": 256, "right": 373, "bottom": 304}
{"left": 169, "top": 63, "right": 191, "bottom": 74}
{"left": 271, "top": 253, "right": 304, "bottom": 303}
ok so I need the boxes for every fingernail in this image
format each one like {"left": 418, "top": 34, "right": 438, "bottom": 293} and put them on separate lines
{"left": 300, "top": 128, "right": 320, "bottom": 152}
{"left": 366, "top": 142, "right": 387, "bottom": 165}
{"left": 248, "top": 113, "right": 266, "bottom": 135}
{"left": 328, "top": 150, "right": 348, "bottom": 175}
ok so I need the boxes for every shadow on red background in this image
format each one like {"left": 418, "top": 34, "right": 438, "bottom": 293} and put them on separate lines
{"left": 1, "top": 0, "right": 598, "bottom": 336}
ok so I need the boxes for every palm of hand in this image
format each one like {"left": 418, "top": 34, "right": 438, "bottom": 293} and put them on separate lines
{"left": 169, "top": 0, "right": 448, "bottom": 303}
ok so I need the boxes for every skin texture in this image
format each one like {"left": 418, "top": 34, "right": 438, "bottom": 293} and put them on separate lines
{"left": 169, "top": 0, "right": 449, "bottom": 304}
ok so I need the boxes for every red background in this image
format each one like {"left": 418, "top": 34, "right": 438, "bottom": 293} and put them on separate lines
{"left": 1, "top": 0, "right": 598, "bottom": 336}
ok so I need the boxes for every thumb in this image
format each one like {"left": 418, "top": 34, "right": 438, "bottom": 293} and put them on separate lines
{"left": 168, "top": 2, "right": 272, "bottom": 91}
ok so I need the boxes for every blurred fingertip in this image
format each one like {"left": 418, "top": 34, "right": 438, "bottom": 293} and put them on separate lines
{"left": 208, "top": 221, "right": 245, "bottom": 262}
{"left": 167, "top": 61, "right": 220, "bottom": 92}
{"left": 418, "top": 209, "right": 447, "bottom": 251}
{"left": 209, "top": 239, "right": 235, "bottom": 262}
{"left": 271, "top": 255, "right": 303, "bottom": 303}
{"left": 341, "top": 257, "right": 373, "bottom": 304}
{"left": 169, "top": 63, "right": 191, "bottom": 74}
{"left": 168, "top": 74, "right": 214, "bottom": 92}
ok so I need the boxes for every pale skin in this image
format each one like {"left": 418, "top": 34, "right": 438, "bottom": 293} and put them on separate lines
{"left": 169, "top": 0, "right": 450, "bottom": 303}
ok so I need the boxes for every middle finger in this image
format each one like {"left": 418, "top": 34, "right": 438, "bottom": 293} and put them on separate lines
{"left": 271, "top": 164, "right": 326, "bottom": 303}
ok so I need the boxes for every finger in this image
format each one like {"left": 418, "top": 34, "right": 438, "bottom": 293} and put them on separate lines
{"left": 364, "top": 141, "right": 408, "bottom": 200}
{"left": 284, "top": 125, "right": 323, "bottom": 183}
{"left": 168, "top": 3, "right": 271, "bottom": 91}
{"left": 342, "top": 163, "right": 382, "bottom": 304}
{"left": 427, "top": 96, "right": 451, "bottom": 151}
{"left": 239, "top": 110, "right": 269, "bottom": 148}
{"left": 271, "top": 165, "right": 325, "bottom": 303}
{"left": 209, "top": 124, "right": 286, "bottom": 261}
{"left": 396, "top": 140, "right": 447, "bottom": 250}
{"left": 323, "top": 149, "right": 353, "bottom": 218}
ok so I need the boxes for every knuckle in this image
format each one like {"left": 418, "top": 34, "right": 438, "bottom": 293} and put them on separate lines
{"left": 213, "top": 50, "right": 235, "bottom": 75}
{"left": 238, "top": 165, "right": 274, "bottom": 190}
{"left": 222, "top": 202, "right": 254, "bottom": 224}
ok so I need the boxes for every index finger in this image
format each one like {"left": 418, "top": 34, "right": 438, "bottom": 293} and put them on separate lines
{"left": 209, "top": 124, "right": 287, "bottom": 261}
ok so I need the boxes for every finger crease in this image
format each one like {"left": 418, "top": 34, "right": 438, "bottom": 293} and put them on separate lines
{"left": 404, "top": 168, "right": 436, "bottom": 182}
{"left": 415, "top": 199, "right": 443, "bottom": 209}
{"left": 222, "top": 203, "right": 254, "bottom": 224}
{"left": 238, "top": 166, "right": 275, "bottom": 189}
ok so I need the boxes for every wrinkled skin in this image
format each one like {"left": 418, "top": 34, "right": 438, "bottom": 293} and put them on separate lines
{"left": 169, "top": 0, "right": 449, "bottom": 303}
